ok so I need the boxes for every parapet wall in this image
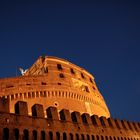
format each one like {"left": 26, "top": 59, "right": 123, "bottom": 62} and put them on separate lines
{"left": 0, "top": 97, "right": 139, "bottom": 140}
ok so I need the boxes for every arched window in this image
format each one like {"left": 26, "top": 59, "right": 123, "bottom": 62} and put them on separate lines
{"left": 92, "top": 135, "right": 95, "bottom": 140}
{"left": 41, "top": 131, "right": 45, "bottom": 140}
{"left": 109, "top": 136, "right": 112, "bottom": 140}
{"left": 63, "top": 132, "right": 67, "bottom": 140}
{"left": 3, "top": 128, "right": 9, "bottom": 140}
{"left": 87, "top": 134, "right": 90, "bottom": 140}
{"left": 81, "top": 134, "right": 85, "bottom": 140}
{"left": 23, "top": 129, "right": 29, "bottom": 140}
{"left": 32, "top": 130, "right": 37, "bottom": 140}
{"left": 105, "top": 136, "right": 108, "bottom": 140}
{"left": 101, "top": 136, "right": 104, "bottom": 140}
{"left": 96, "top": 135, "right": 100, "bottom": 140}
{"left": 69, "top": 133, "right": 73, "bottom": 140}
{"left": 56, "top": 132, "right": 60, "bottom": 140}
{"left": 49, "top": 131, "right": 53, "bottom": 140}
{"left": 76, "top": 134, "right": 79, "bottom": 140}
{"left": 114, "top": 137, "right": 116, "bottom": 140}
{"left": 14, "top": 128, "right": 19, "bottom": 140}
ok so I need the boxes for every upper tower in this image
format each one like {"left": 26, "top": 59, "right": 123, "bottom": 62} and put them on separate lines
{"left": 0, "top": 56, "right": 110, "bottom": 118}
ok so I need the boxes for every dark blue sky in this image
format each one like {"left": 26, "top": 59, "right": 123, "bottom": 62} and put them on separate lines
{"left": 0, "top": 1, "right": 140, "bottom": 121}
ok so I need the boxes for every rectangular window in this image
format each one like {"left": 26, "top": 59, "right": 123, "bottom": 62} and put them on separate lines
{"left": 57, "top": 64, "right": 63, "bottom": 70}
{"left": 59, "top": 73, "right": 65, "bottom": 78}
{"left": 70, "top": 68, "right": 75, "bottom": 74}
{"left": 81, "top": 73, "right": 85, "bottom": 79}
{"left": 85, "top": 86, "right": 89, "bottom": 92}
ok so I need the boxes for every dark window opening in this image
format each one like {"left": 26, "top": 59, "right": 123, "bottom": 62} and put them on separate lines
{"left": 85, "top": 86, "right": 89, "bottom": 92}
{"left": 32, "top": 130, "right": 37, "bottom": 140}
{"left": 57, "top": 64, "right": 63, "bottom": 70}
{"left": 96, "top": 135, "right": 100, "bottom": 140}
{"left": 41, "top": 82, "right": 47, "bottom": 85}
{"left": 23, "top": 129, "right": 29, "bottom": 140}
{"left": 101, "top": 136, "right": 104, "bottom": 140}
{"left": 92, "top": 135, "right": 95, "bottom": 140}
{"left": 41, "top": 131, "right": 45, "bottom": 140}
{"left": 110, "top": 136, "right": 113, "bottom": 140}
{"left": 11, "top": 95, "right": 14, "bottom": 100}
{"left": 105, "top": 136, "right": 108, "bottom": 140}
{"left": 19, "top": 93, "right": 22, "bottom": 98}
{"left": 90, "top": 78, "right": 93, "bottom": 83}
{"left": 87, "top": 135, "right": 90, "bottom": 140}
{"left": 14, "top": 129, "right": 19, "bottom": 140}
{"left": 114, "top": 137, "right": 116, "bottom": 140}
{"left": 28, "top": 92, "right": 31, "bottom": 98}
{"left": 69, "top": 133, "right": 73, "bottom": 140}
{"left": 26, "top": 84, "right": 31, "bottom": 86}
{"left": 82, "top": 115, "right": 87, "bottom": 124}
{"left": 49, "top": 131, "right": 53, "bottom": 140}
{"left": 81, "top": 73, "right": 85, "bottom": 79}
{"left": 58, "top": 83, "right": 62, "bottom": 85}
{"left": 56, "top": 132, "right": 60, "bottom": 140}
{"left": 63, "top": 132, "right": 67, "bottom": 140}
{"left": 70, "top": 68, "right": 75, "bottom": 74}
{"left": 6, "top": 85, "right": 14, "bottom": 88}
{"left": 81, "top": 134, "right": 85, "bottom": 140}
{"left": 15, "top": 103, "right": 19, "bottom": 114}
{"left": 3, "top": 128, "right": 9, "bottom": 140}
{"left": 92, "top": 86, "right": 96, "bottom": 90}
{"left": 76, "top": 134, "right": 79, "bottom": 140}
{"left": 44, "top": 91, "right": 46, "bottom": 97}
{"left": 40, "top": 91, "right": 43, "bottom": 97}
{"left": 59, "top": 73, "right": 65, "bottom": 78}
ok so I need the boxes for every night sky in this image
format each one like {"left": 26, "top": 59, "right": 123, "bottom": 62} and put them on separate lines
{"left": 0, "top": 1, "right": 140, "bottom": 121}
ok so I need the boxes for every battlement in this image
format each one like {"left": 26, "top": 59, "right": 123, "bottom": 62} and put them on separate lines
{"left": 0, "top": 98, "right": 139, "bottom": 140}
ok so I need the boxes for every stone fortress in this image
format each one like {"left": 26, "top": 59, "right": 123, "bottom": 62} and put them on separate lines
{"left": 0, "top": 56, "right": 139, "bottom": 140}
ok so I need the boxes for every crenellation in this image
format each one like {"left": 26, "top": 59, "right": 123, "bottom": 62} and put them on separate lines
{"left": 14, "top": 101, "right": 28, "bottom": 115}
{"left": 91, "top": 115, "right": 102, "bottom": 126}
{"left": 71, "top": 111, "right": 82, "bottom": 123}
{"left": 46, "top": 106, "right": 59, "bottom": 120}
{"left": 31, "top": 104, "right": 44, "bottom": 118}
{"left": 81, "top": 113, "right": 92, "bottom": 125}
{"left": 0, "top": 97, "right": 9, "bottom": 113}
{"left": 0, "top": 56, "right": 139, "bottom": 139}
{"left": 59, "top": 109, "right": 72, "bottom": 122}
{"left": 100, "top": 117, "right": 109, "bottom": 127}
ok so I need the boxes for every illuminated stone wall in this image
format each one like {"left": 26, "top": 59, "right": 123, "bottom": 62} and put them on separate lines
{"left": 0, "top": 99, "right": 139, "bottom": 140}
{"left": 0, "top": 56, "right": 110, "bottom": 117}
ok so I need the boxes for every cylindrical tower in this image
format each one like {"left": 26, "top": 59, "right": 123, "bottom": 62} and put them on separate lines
{"left": 0, "top": 56, "right": 110, "bottom": 118}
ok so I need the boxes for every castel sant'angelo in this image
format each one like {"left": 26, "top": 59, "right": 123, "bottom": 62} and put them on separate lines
{"left": 0, "top": 56, "right": 139, "bottom": 140}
